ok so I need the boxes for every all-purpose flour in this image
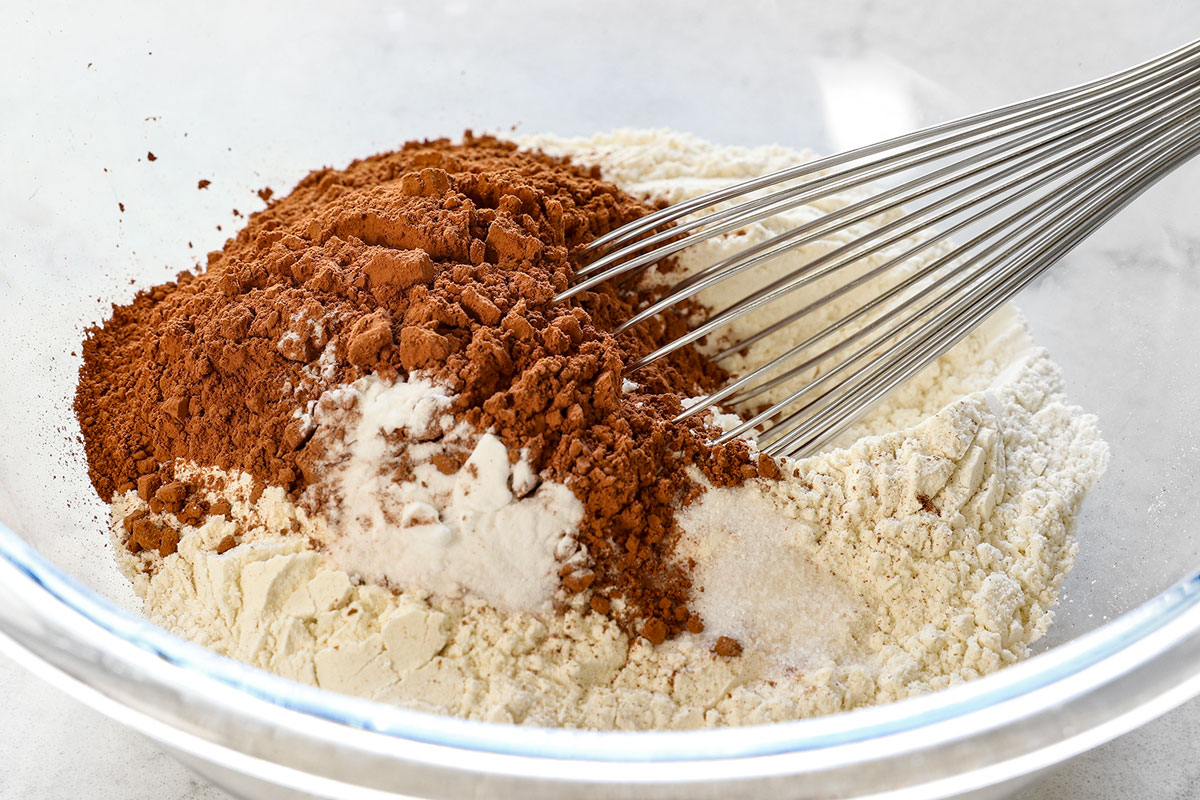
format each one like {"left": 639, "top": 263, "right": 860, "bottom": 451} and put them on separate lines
{"left": 111, "top": 131, "right": 1108, "bottom": 729}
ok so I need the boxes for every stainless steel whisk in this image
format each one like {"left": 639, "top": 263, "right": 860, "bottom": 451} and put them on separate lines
{"left": 561, "top": 39, "right": 1200, "bottom": 459}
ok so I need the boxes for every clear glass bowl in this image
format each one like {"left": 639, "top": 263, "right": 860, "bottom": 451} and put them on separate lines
{"left": 2, "top": 3, "right": 1199, "bottom": 798}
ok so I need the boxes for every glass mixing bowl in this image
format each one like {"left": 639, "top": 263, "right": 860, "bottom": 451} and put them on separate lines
{"left": 2, "top": 2, "right": 1199, "bottom": 797}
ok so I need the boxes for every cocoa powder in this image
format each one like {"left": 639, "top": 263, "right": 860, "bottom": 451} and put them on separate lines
{"left": 713, "top": 635, "right": 744, "bottom": 658}
{"left": 76, "top": 133, "right": 773, "bottom": 640}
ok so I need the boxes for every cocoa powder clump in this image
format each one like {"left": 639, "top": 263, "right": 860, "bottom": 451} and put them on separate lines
{"left": 713, "top": 636, "right": 744, "bottom": 658}
{"left": 76, "top": 133, "right": 769, "bottom": 640}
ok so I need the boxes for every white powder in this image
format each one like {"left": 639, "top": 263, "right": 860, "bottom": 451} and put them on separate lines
{"left": 302, "top": 374, "right": 584, "bottom": 614}
{"left": 113, "top": 130, "right": 1109, "bottom": 729}
{"left": 676, "top": 486, "right": 872, "bottom": 668}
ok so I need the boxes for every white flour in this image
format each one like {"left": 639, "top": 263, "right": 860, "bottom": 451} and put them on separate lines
{"left": 112, "top": 130, "right": 1109, "bottom": 729}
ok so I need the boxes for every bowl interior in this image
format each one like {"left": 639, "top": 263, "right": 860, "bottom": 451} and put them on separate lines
{"left": 1, "top": 0, "right": 1199, "bottom": 728}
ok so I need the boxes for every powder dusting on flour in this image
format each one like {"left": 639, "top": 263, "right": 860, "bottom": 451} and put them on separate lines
{"left": 301, "top": 374, "right": 584, "bottom": 614}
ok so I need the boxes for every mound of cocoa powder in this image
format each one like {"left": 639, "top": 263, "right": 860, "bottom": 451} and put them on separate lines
{"left": 76, "top": 133, "right": 775, "bottom": 642}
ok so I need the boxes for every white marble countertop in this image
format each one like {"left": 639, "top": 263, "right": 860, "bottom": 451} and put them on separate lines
{"left": 3, "top": 649, "right": 1199, "bottom": 799}
{"left": 3, "top": 1, "right": 1199, "bottom": 798}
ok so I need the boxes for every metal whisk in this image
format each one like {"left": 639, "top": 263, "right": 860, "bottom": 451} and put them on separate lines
{"left": 561, "top": 39, "right": 1200, "bottom": 459}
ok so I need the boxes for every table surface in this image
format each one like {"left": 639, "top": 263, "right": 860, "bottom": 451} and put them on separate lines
{"left": 4, "top": 1, "right": 1200, "bottom": 798}
{"left": 1, "top": 649, "right": 1198, "bottom": 800}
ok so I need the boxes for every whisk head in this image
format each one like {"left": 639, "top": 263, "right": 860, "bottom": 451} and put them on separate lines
{"left": 560, "top": 39, "right": 1200, "bottom": 459}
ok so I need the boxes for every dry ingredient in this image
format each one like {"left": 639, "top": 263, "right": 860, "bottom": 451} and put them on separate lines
{"left": 76, "top": 134, "right": 761, "bottom": 641}
{"left": 79, "top": 130, "right": 1108, "bottom": 729}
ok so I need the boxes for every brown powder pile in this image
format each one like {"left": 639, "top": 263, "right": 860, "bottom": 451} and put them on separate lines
{"left": 76, "top": 133, "right": 774, "bottom": 642}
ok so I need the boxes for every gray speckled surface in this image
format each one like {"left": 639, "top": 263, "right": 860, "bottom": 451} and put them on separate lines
{"left": 3, "top": 647, "right": 1199, "bottom": 799}
{"left": 0, "top": 652, "right": 225, "bottom": 800}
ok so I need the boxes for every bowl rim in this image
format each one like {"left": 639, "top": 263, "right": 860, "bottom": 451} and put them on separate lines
{"left": 3, "top": 517, "right": 1200, "bottom": 773}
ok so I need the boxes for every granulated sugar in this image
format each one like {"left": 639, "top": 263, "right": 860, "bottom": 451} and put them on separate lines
{"left": 675, "top": 487, "right": 872, "bottom": 668}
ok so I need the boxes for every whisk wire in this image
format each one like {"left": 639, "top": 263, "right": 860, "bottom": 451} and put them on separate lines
{"left": 570, "top": 40, "right": 1200, "bottom": 459}
{"left": 582, "top": 39, "right": 1200, "bottom": 257}
{"left": 617, "top": 70, "right": 1200, "bottom": 369}
{"left": 675, "top": 80, "right": 1200, "bottom": 425}
{"left": 762, "top": 115, "right": 1200, "bottom": 456}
